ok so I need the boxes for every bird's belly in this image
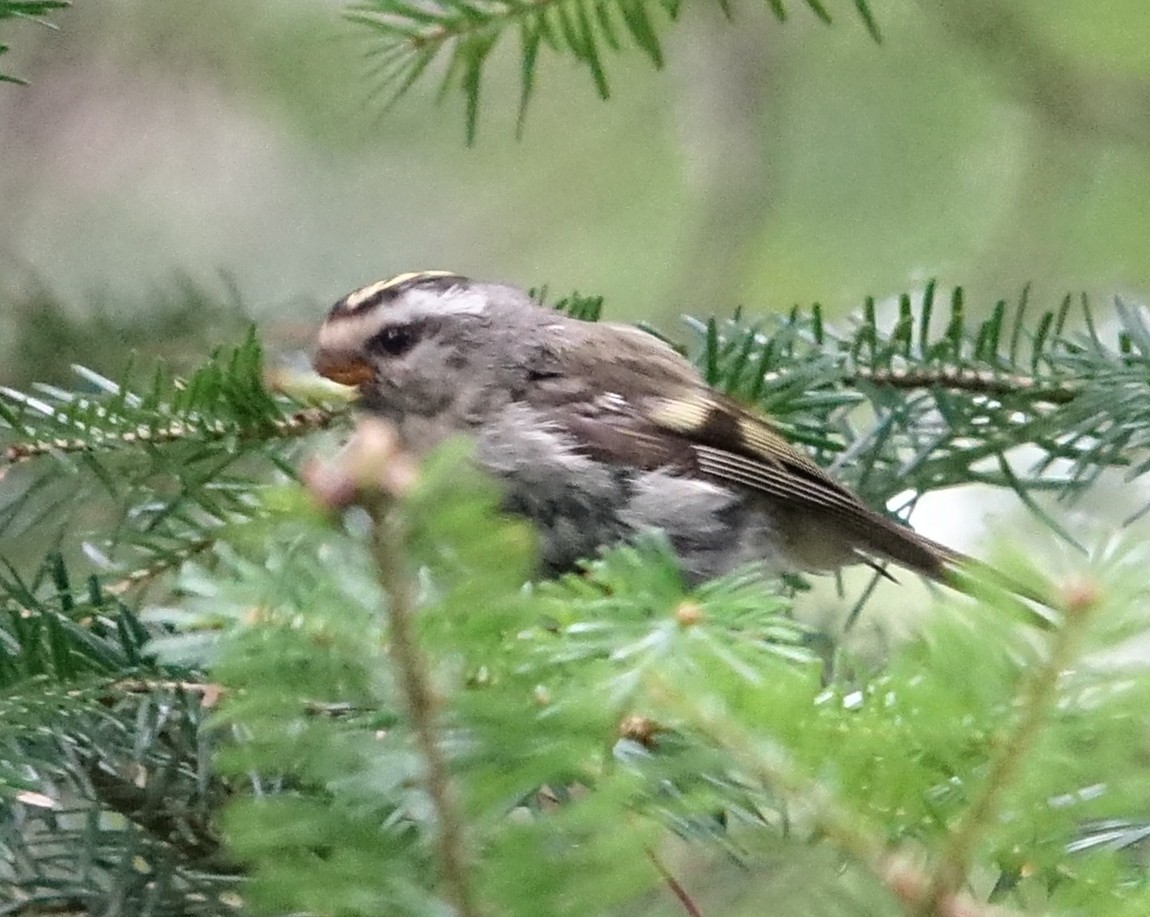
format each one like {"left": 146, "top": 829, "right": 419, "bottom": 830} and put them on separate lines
{"left": 470, "top": 404, "right": 862, "bottom": 584}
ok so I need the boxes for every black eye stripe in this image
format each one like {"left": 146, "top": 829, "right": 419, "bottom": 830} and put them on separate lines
{"left": 369, "top": 325, "right": 420, "bottom": 356}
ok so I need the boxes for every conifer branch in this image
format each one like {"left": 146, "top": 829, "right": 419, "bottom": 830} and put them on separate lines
{"left": 371, "top": 502, "right": 481, "bottom": 917}
{"left": 83, "top": 753, "right": 232, "bottom": 871}
{"left": 321, "top": 419, "right": 481, "bottom": 917}
{"left": 645, "top": 847, "right": 703, "bottom": 917}
{"left": 349, "top": 0, "right": 879, "bottom": 140}
{"left": 103, "top": 536, "right": 217, "bottom": 595}
{"left": 845, "top": 366, "right": 1077, "bottom": 404}
{"left": 647, "top": 671, "right": 883, "bottom": 864}
{"left": 923, "top": 578, "right": 1101, "bottom": 911}
{"left": 647, "top": 672, "right": 1016, "bottom": 917}
{"left": 0, "top": 0, "right": 68, "bottom": 85}
{"left": 0, "top": 405, "right": 343, "bottom": 466}
{"left": 694, "top": 287, "right": 1150, "bottom": 519}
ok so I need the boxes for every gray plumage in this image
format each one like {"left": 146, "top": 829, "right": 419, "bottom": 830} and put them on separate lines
{"left": 313, "top": 272, "right": 967, "bottom": 585}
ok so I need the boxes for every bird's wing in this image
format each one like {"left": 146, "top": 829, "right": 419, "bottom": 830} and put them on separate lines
{"left": 540, "top": 387, "right": 883, "bottom": 528}
{"left": 524, "top": 329, "right": 957, "bottom": 578}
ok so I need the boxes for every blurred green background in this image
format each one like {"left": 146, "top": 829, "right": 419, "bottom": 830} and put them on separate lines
{"left": 2, "top": 0, "right": 1149, "bottom": 386}
{"left": 3, "top": 10, "right": 1148, "bottom": 908}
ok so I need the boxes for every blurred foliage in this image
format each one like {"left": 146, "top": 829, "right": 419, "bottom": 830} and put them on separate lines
{"left": 0, "top": 276, "right": 251, "bottom": 388}
{"left": 2, "top": 1, "right": 1150, "bottom": 328}
{"left": 0, "top": 332, "right": 348, "bottom": 579}
{"left": 4, "top": 1, "right": 1150, "bottom": 914}
{"left": 0, "top": 0, "right": 67, "bottom": 84}
{"left": 3, "top": 292, "right": 1150, "bottom": 913}
{"left": 349, "top": 0, "right": 879, "bottom": 141}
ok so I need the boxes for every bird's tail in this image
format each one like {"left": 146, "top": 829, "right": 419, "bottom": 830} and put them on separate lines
{"left": 864, "top": 514, "right": 1053, "bottom": 611}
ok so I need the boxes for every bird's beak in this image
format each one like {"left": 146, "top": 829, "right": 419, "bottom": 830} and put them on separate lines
{"left": 312, "top": 348, "right": 374, "bottom": 387}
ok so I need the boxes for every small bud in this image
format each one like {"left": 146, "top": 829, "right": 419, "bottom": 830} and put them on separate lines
{"left": 197, "top": 683, "right": 223, "bottom": 709}
{"left": 619, "top": 714, "right": 660, "bottom": 748}
{"left": 345, "top": 418, "right": 419, "bottom": 498}
{"left": 674, "top": 601, "right": 704, "bottom": 627}
{"left": 303, "top": 418, "right": 419, "bottom": 510}
{"left": 882, "top": 856, "right": 926, "bottom": 907}
{"left": 881, "top": 855, "right": 1008, "bottom": 917}
{"left": 243, "top": 606, "right": 271, "bottom": 626}
{"left": 301, "top": 457, "right": 358, "bottom": 510}
{"left": 1059, "top": 575, "right": 1099, "bottom": 618}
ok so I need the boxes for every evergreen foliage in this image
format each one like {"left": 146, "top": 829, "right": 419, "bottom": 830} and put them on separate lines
{"left": 690, "top": 286, "right": 1150, "bottom": 520}
{"left": 2, "top": 277, "right": 252, "bottom": 388}
{"left": 347, "top": 0, "right": 880, "bottom": 139}
{"left": 0, "top": 0, "right": 68, "bottom": 84}
{"left": 6, "top": 3, "right": 1150, "bottom": 914}
{"left": 4, "top": 284, "right": 1150, "bottom": 915}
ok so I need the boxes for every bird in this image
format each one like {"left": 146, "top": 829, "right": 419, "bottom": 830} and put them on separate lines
{"left": 312, "top": 270, "right": 974, "bottom": 588}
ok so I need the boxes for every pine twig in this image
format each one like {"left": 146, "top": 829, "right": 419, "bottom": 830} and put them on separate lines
{"left": 921, "top": 578, "right": 1101, "bottom": 912}
{"left": 332, "top": 420, "right": 480, "bottom": 917}
{"left": 846, "top": 366, "right": 1077, "bottom": 404}
{"left": 1, "top": 406, "right": 345, "bottom": 466}
{"left": 645, "top": 847, "right": 704, "bottom": 917}
{"left": 648, "top": 673, "right": 1020, "bottom": 917}
{"left": 109, "top": 678, "right": 223, "bottom": 707}
{"left": 371, "top": 506, "right": 480, "bottom": 917}
{"left": 104, "top": 536, "right": 217, "bottom": 595}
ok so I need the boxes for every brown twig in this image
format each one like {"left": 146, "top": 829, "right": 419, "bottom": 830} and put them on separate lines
{"left": 108, "top": 678, "right": 224, "bottom": 708}
{"left": 2, "top": 406, "right": 346, "bottom": 466}
{"left": 921, "top": 578, "right": 1099, "bottom": 913}
{"left": 358, "top": 432, "right": 480, "bottom": 917}
{"left": 645, "top": 847, "right": 703, "bottom": 917}
{"left": 846, "top": 366, "right": 1077, "bottom": 404}
{"left": 647, "top": 673, "right": 1023, "bottom": 917}
{"left": 104, "top": 536, "right": 218, "bottom": 595}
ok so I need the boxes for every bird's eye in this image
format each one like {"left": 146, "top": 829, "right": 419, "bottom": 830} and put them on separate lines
{"left": 371, "top": 325, "right": 418, "bottom": 357}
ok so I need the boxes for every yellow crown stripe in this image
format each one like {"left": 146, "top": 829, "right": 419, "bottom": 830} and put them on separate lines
{"left": 342, "top": 271, "right": 460, "bottom": 311}
{"left": 381, "top": 270, "right": 458, "bottom": 289}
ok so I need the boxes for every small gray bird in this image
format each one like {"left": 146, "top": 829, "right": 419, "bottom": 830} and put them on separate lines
{"left": 313, "top": 271, "right": 969, "bottom": 586}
